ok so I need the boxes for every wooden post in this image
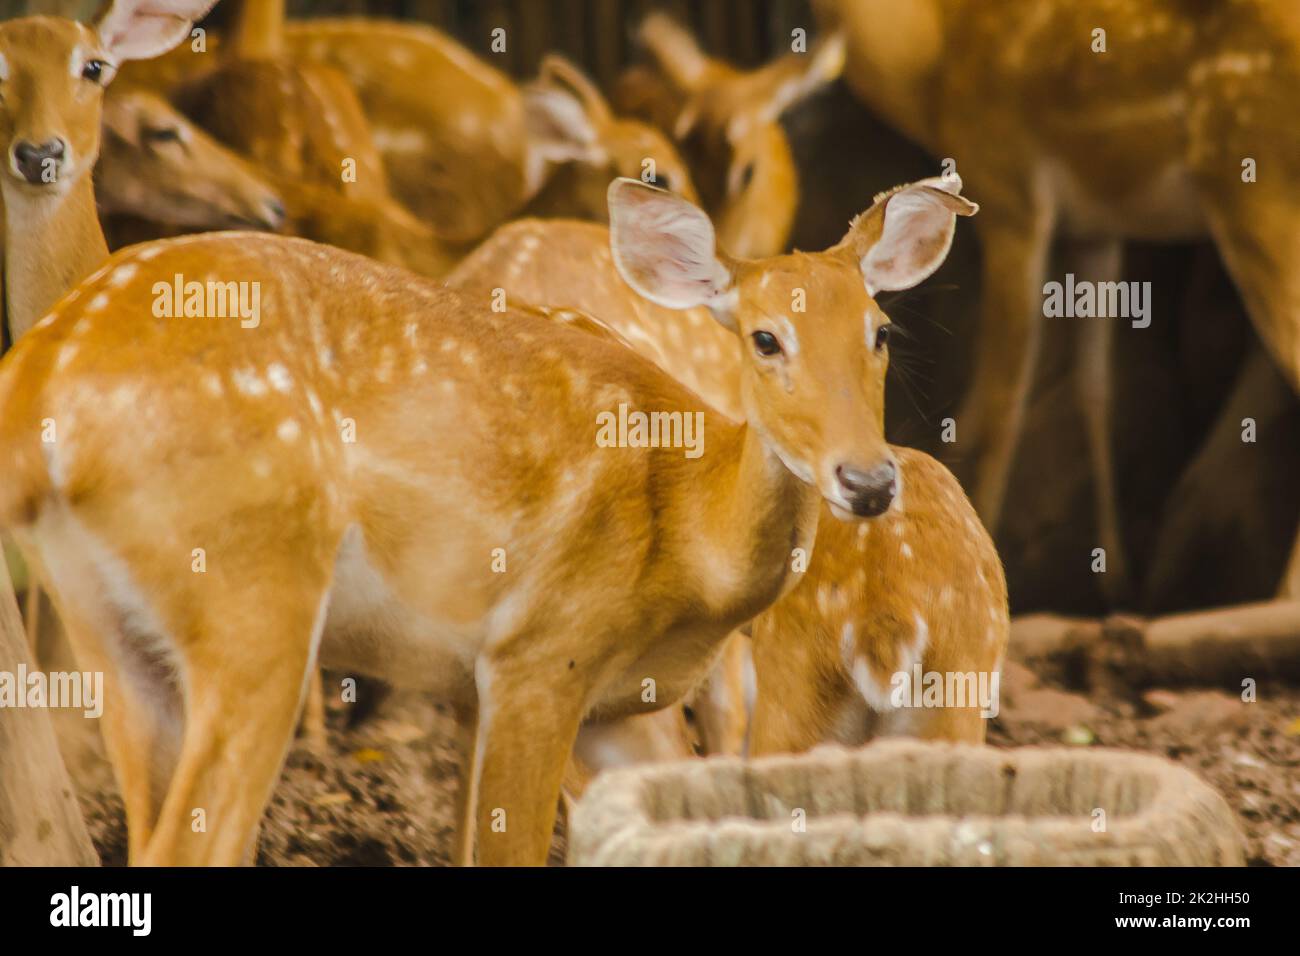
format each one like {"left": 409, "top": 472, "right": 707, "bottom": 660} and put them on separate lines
{"left": 0, "top": 549, "right": 97, "bottom": 866}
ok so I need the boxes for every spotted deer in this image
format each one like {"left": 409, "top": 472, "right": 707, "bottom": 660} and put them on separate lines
{"left": 0, "top": 170, "right": 977, "bottom": 865}
{"left": 120, "top": 16, "right": 698, "bottom": 238}
{"left": 452, "top": 182, "right": 1006, "bottom": 757}
{"left": 251, "top": 52, "right": 696, "bottom": 279}
{"left": 614, "top": 12, "right": 845, "bottom": 258}
{"left": 170, "top": 0, "right": 390, "bottom": 200}
{"left": 820, "top": 0, "right": 1300, "bottom": 604}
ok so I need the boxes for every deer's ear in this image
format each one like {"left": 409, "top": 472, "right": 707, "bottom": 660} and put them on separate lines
{"left": 522, "top": 83, "right": 603, "bottom": 166}
{"left": 754, "top": 32, "right": 846, "bottom": 123}
{"left": 608, "top": 178, "right": 735, "bottom": 322}
{"left": 536, "top": 55, "right": 612, "bottom": 123}
{"left": 846, "top": 176, "right": 978, "bottom": 295}
{"left": 94, "top": 0, "right": 215, "bottom": 62}
{"left": 639, "top": 13, "right": 712, "bottom": 92}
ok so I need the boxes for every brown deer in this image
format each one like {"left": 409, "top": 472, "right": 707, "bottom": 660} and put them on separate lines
{"left": 119, "top": 15, "right": 698, "bottom": 238}
{"left": 0, "top": 172, "right": 974, "bottom": 865}
{"left": 452, "top": 185, "right": 1006, "bottom": 758}
{"left": 614, "top": 12, "right": 845, "bottom": 258}
{"left": 820, "top": 0, "right": 1300, "bottom": 604}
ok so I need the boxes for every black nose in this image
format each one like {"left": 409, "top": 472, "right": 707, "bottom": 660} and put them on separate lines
{"left": 12, "top": 138, "right": 65, "bottom": 185}
{"left": 835, "top": 461, "right": 897, "bottom": 517}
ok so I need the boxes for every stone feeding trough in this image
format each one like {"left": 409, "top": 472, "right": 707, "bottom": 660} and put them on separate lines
{"left": 567, "top": 740, "right": 1245, "bottom": 866}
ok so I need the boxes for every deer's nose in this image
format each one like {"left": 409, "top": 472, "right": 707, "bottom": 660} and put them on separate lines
{"left": 12, "top": 138, "right": 66, "bottom": 185}
{"left": 835, "top": 460, "right": 897, "bottom": 517}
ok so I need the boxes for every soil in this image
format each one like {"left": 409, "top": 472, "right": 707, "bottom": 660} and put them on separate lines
{"left": 74, "top": 661, "right": 1300, "bottom": 867}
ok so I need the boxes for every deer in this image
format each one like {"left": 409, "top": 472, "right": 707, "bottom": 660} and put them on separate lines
{"left": 97, "top": 87, "right": 284, "bottom": 245}
{"left": 818, "top": 0, "right": 1300, "bottom": 606}
{"left": 0, "top": 161, "right": 975, "bottom": 865}
{"left": 451, "top": 185, "right": 1006, "bottom": 758}
{"left": 170, "top": 0, "right": 391, "bottom": 201}
{"left": 248, "top": 53, "right": 697, "bottom": 280}
{"left": 118, "top": 13, "right": 698, "bottom": 239}
{"left": 613, "top": 12, "right": 845, "bottom": 258}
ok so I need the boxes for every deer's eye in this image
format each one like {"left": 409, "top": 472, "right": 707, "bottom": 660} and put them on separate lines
{"left": 144, "top": 126, "right": 183, "bottom": 145}
{"left": 81, "top": 59, "right": 109, "bottom": 84}
{"left": 752, "top": 330, "right": 782, "bottom": 357}
{"left": 874, "top": 324, "right": 892, "bottom": 351}
{"left": 646, "top": 173, "right": 672, "bottom": 191}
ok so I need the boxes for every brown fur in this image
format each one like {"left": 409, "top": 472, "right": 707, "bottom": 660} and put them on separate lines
{"left": 451, "top": 205, "right": 1008, "bottom": 759}
{"left": 614, "top": 13, "right": 844, "bottom": 257}
{"left": 820, "top": 0, "right": 1300, "bottom": 599}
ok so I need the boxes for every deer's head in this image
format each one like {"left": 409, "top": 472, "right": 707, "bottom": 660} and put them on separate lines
{"left": 522, "top": 54, "right": 697, "bottom": 220}
{"left": 635, "top": 13, "right": 844, "bottom": 258}
{"left": 609, "top": 175, "right": 975, "bottom": 519}
{"left": 0, "top": 0, "right": 216, "bottom": 199}
{"left": 98, "top": 87, "right": 284, "bottom": 231}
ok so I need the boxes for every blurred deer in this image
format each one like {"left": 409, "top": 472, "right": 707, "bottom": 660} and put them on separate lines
{"left": 97, "top": 88, "right": 283, "bottom": 242}
{"left": 614, "top": 12, "right": 845, "bottom": 258}
{"left": 119, "top": 17, "right": 696, "bottom": 238}
{"left": 820, "top": 0, "right": 1300, "bottom": 603}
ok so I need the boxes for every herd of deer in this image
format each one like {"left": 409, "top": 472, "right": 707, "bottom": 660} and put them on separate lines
{"left": 0, "top": 0, "right": 1293, "bottom": 866}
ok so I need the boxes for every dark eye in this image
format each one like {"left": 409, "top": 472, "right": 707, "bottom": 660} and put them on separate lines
{"left": 647, "top": 173, "right": 671, "bottom": 191}
{"left": 874, "top": 323, "right": 892, "bottom": 351}
{"left": 738, "top": 162, "right": 755, "bottom": 190}
{"left": 145, "top": 126, "right": 183, "bottom": 145}
{"left": 81, "top": 59, "right": 108, "bottom": 83}
{"left": 752, "top": 330, "right": 782, "bottom": 356}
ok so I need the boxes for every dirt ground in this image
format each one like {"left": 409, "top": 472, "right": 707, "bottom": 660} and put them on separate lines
{"left": 73, "top": 658, "right": 1300, "bottom": 867}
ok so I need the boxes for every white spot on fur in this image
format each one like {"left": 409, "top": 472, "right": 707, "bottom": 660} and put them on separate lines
{"left": 266, "top": 362, "right": 293, "bottom": 393}
{"left": 232, "top": 368, "right": 268, "bottom": 397}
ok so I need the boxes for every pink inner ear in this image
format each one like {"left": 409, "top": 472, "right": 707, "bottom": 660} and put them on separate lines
{"left": 860, "top": 191, "right": 956, "bottom": 294}
{"left": 609, "top": 183, "right": 727, "bottom": 310}
{"left": 96, "top": 1, "right": 214, "bottom": 61}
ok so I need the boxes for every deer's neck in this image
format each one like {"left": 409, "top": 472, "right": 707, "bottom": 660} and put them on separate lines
{"left": 3, "top": 173, "right": 108, "bottom": 341}
{"left": 232, "top": 0, "right": 286, "bottom": 59}
{"left": 692, "top": 421, "right": 822, "bottom": 624}
{"left": 832, "top": 0, "right": 946, "bottom": 148}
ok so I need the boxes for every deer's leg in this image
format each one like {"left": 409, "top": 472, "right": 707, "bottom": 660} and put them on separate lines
{"left": 300, "top": 668, "right": 327, "bottom": 754}
{"left": 19, "top": 536, "right": 181, "bottom": 862}
{"left": 472, "top": 646, "right": 588, "bottom": 867}
{"left": 956, "top": 211, "right": 1055, "bottom": 534}
{"left": 449, "top": 701, "right": 479, "bottom": 867}
{"left": 1066, "top": 238, "right": 1129, "bottom": 606}
{"left": 1143, "top": 345, "right": 1290, "bottom": 606}
{"left": 140, "top": 575, "right": 330, "bottom": 866}
{"left": 1200, "top": 195, "right": 1300, "bottom": 596}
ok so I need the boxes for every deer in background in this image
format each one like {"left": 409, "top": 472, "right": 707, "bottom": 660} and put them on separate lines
{"left": 118, "top": 16, "right": 698, "bottom": 238}
{"left": 819, "top": 0, "right": 1300, "bottom": 605}
{"left": 614, "top": 12, "right": 845, "bottom": 258}
{"left": 97, "top": 88, "right": 283, "bottom": 243}
{"left": 0, "top": 168, "right": 973, "bottom": 865}
{"left": 172, "top": 0, "right": 390, "bottom": 200}
{"left": 452, "top": 177, "right": 1005, "bottom": 758}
